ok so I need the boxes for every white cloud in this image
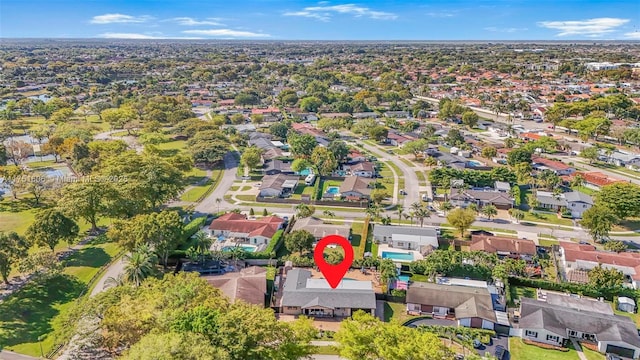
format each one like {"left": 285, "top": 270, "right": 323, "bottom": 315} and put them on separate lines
{"left": 284, "top": 4, "right": 397, "bottom": 22}
{"left": 90, "top": 13, "right": 152, "bottom": 24}
{"left": 484, "top": 26, "right": 528, "bottom": 33}
{"left": 426, "top": 11, "right": 456, "bottom": 18}
{"left": 168, "top": 17, "right": 225, "bottom": 26}
{"left": 537, "top": 17, "right": 629, "bottom": 37}
{"left": 182, "top": 29, "right": 271, "bottom": 38}
{"left": 624, "top": 31, "right": 640, "bottom": 39}
{"left": 98, "top": 32, "right": 202, "bottom": 39}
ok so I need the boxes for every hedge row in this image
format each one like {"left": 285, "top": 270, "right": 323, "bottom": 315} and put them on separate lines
{"left": 313, "top": 177, "right": 323, "bottom": 200}
{"left": 246, "top": 229, "right": 284, "bottom": 259}
{"left": 182, "top": 216, "right": 207, "bottom": 242}
{"left": 509, "top": 276, "right": 638, "bottom": 302}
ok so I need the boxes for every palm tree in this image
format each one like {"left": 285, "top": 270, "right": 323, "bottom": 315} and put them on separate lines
{"left": 228, "top": 246, "right": 246, "bottom": 269}
{"left": 215, "top": 198, "right": 222, "bottom": 214}
{"left": 404, "top": 213, "right": 413, "bottom": 225}
{"left": 194, "top": 231, "right": 212, "bottom": 253}
{"left": 366, "top": 204, "right": 382, "bottom": 221}
{"left": 414, "top": 206, "right": 430, "bottom": 227}
{"left": 123, "top": 245, "right": 157, "bottom": 287}
{"left": 323, "top": 210, "right": 335, "bottom": 219}
{"left": 396, "top": 204, "right": 405, "bottom": 225}
{"left": 423, "top": 156, "right": 437, "bottom": 169}
{"left": 104, "top": 273, "right": 126, "bottom": 289}
{"left": 440, "top": 201, "right": 453, "bottom": 215}
{"left": 410, "top": 202, "right": 422, "bottom": 214}
{"left": 468, "top": 203, "right": 479, "bottom": 215}
{"left": 481, "top": 204, "right": 498, "bottom": 220}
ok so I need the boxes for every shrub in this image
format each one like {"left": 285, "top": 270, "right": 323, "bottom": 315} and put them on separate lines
{"left": 314, "top": 177, "right": 323, "bottom": 200}
{"left": 281, "top": 254, "right": 315, "bottom": 267}
{"left": 250, "top": 208, "right": 255, "bottom": 216}
{"left": 522, "top": 339, "right": 569, "bottom": 352}
{"left": 390, "top": 289, "right": 406, "bottom": 297}
{"left": 182, "top": 217, "right": 206, "bottom": 242}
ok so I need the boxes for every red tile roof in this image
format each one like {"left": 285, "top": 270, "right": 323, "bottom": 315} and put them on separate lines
{"left": 560, "top": 241, "right": 640, "bottom": 280}
{"left": 209, "top": 213, "right": 284, "bottom": 239}
{"left": 532, "top": 156, "right": 571, "bottom": 171}
{"left": 576, "top": 171, "right": 625, "bottom": 188}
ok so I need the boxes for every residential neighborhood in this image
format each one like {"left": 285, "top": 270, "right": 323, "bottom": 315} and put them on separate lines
{"left": 2, "top": 17, "right": 640, "bottom": 360}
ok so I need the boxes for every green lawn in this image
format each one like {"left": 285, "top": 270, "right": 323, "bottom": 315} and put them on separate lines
{"left": 310, "top": 346, "right": 340, "bottom": 355}
{"left": 522, "top": 211, "right": 574, "bottom": 227}
{"left": 400, "top": 158, "right": 415, "bottom": 167}
{"left": 571, "top": 185, "right": 598, "bottom": 196}
{"left": 236, "top": 195, "right": 257, "bottom": 201}
{"left": 614, "top": 307, "right": 640, "bottom": 327}
{"left": 383, "top": 301, "right": 415, "bottom": 323}
{"left": 508, "top": 286, "right": 537, "bottom": 306}
{"left": 539, "top": 239, "right": 560, "bottom": 247}
{"left": 180, "top": 180, "right": 213, "bottom": 201}
{"left": 582, "top": 347, "right": 605, "bottom": 360}
{"left": 25, "top": 160, "right": 58, "bottom": 169}
{"left": 414, "top": 171, "right": 426, "bottom": 185}
{"left": 0, "top": 238, "right": 121, "bottom": 356}
{"left": 509, "top": 338, "right": 579, "bottom": 360}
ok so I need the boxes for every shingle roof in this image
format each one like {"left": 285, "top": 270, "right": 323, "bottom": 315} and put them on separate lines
{"left": 339, "top": 176, "right": 372, "bottom": 195}
{"left": 406, "top": 282, "right": 496, "bottom": 322}
{"left": 450, "top": 188, "right": 513, "bottom": 205}
{"left": 291, "top": 217, "right": 350, "bottom": 239}
{"left": 260, "top": 174, "right": 299, "bottom": 191}
{"left": 519, "top": 297, "right": 640, "bottom": 348}
{"left": 280, "top": 269, "right": 376, "bottom": 310}
{"left": 203, "top": 266, "right": 266, "bottom": 305}
{"left": 470, "top": 235, "right": 536, "bottom": 256}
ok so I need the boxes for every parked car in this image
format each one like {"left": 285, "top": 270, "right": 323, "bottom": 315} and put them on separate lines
{"left": 399, "top": 189, "right": 407, "bottom": 195}
{"left": 473, "top": 339, "right": 482, "bottom": 349}
{"left": 494, "top": 345, "right": 506, "bottom": 360}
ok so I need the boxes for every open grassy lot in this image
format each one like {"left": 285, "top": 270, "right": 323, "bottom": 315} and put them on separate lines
{"left": 522, "top": 211, "right": 574, "bottom": 227}
{"left": 0, "top": 237, "right": 121, "bottom": 356}
{"left": 509, "top": 337, "right": 581, "bottom": 360}
{"left": 571, "top": 185, "right": 598, "bottom": 196}
{"left": 383, "top": 301, "right": 416, "bottom": 323}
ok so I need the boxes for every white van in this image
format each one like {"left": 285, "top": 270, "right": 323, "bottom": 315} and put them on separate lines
{"left": 305, "top": 174, "right": 316, "bottom": 186}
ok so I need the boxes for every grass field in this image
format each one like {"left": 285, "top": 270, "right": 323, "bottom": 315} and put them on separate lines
{"left": 0, "top": 237, "right": 121, "bottom": 356}
{"left": 522, "top": 211, "right": 574, "bottom": 227}
{"left": 509, "top": 338, "right": 582, "bottom": 360}
{"left": 571, "top": 185, "right": 598, "bottom": 196}
{"left": 383, "top": 301, "right": 416, "bottom": 323}
{"left": 180, "top": 180, "right": 213, "bottom": 201}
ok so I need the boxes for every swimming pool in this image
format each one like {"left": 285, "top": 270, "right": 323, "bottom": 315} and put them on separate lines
{"left": 397, "top": 275, "right": 410, "bottom": 282}
{"left": 222, "top": 245, "right": 257, "bottom": 252}
{"left": 299, "top": 168, "right": 312, "bottom": 176}
{"left": 466, "top": 160, "right": 484, "bottom": 167}
{"left": 381, "top": 251, "right": 414, "bottom": 261}
{"left": 326, "top": 186, "right": 340, "bottom": 195}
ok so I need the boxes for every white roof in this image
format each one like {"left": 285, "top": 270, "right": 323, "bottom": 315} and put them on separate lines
{"left": 282, "top": 179, "right": 298, "bottom": 188}
{"left": 271, "top": 141, "right": 284, "bottom": 147}
{"left": 437, "top": 277, "right": 488, "bottom": 289}
{"left": 306, "top": 278, "right": 372, "bottom": 290}
{"left": 619, "top": 297, "right": 636, "bottom": 305}
{"left": 391, "top": 233, "right": 438, "bottom": 245}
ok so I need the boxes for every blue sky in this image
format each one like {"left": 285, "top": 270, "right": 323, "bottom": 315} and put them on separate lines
{"left": 1, "top": 0, "right": 639, "bottom": 40}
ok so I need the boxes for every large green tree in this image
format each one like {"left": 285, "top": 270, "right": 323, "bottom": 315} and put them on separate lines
{"left": 310, "top": 146, "right": 338, "bottom": 176}
{"left": 446, "top": 207, "right": 476, "bottom": 238}
{"left": 589, "top": 265, "right": 625, "bottom": 288}
{"left": 240, "top": 146, "right": 262, "bottom": 170}
{"left": 288, "top": 133, "right": 317, "bottom": 158}
{"left": 26, "top": 209, "right": 79, "bottom": 251}
{"left": 596, "top": 183, "right": 640, "bottom": 220}
{"left": 59, "top": 181, "right": 117, "bottom": 232}
{"left": 581, "top": 205, "right": 618, "bottom": 242}
{"left": 284, "top": 230, "right": 315, "bottom": 255}
{"left": 335, "top": 311, "right": 453, "bottom": 360}
{"left": 0, "top": 232, "right": 31, "bottom": 284}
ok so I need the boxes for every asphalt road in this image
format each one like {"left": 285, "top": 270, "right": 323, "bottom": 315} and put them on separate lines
{"left": 195, "top": 151, "right": 239, "bottom": 215}
{"left": 357, "top": 141, "right": 422, "bottom": 207}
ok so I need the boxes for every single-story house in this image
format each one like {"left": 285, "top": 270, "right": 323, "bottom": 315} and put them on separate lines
{"left": 406, "top": 281, "right": 500, "bottom": 330}
{"left": 384, "top": 111, "right": 410, "bottom": 118}
{"left": 203, "top": 266, "right": 267, "bottom": 306}
{"left": 601, "top": 150, "right": 640, "bottom": 169}
{"left": 291, "top": 217, "right": 350, "bottom": 240}
{"left": 264, "top": 159, "right": 294, "bottom": 175}
{"left": 372, "top": 225, "right": 438, "bottom": 251}
{"left": 531, "top": 156, "right": 575, "bottom": 176}
{"left": 558, "top": 241, "right": 640, "bottom": 288}
{"left": 339, "top": 176, "right": 373, "bottom": 201}
{"left": 519, "top": 295, "right": 640, "bottom": 358}
{"left": 353, "top": 112, "right": 378, "bottom": 119}
{"left": 536, "top": 191, "right": 593, "bottom": 218}
{"left": 347, "top": 149, "right": 367, "bottom": 163}
{"left": 470, "top": 235, "right": 536, "bottom": 260}
{"left": 279, "top": 268, "right": 377, "bottom": 317}
{"left": 259, "top": 174, "right": 299, "bottom": 198}
{"left": 348, "top": 161, "right": 376, "bottom": 178}
{"left": 208, "top": 213, "right": 284, "bottom": 246}
{"left": 386, "top": 132, "right": 413, "bottom": 147}
{"left": 449, "top": 188, "right": 514, "bottom": 210}
{"left": 576, "top": 171, "right": 626, "bottom": 190}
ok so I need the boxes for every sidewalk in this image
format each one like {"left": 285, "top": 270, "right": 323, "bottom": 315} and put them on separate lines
{"left": 570, "top": 338, "right": 588, "bottom": 360}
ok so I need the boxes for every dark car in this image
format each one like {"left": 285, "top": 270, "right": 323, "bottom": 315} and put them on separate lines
{"left": 494, "top": 345, "right": 506, "bottom": 360}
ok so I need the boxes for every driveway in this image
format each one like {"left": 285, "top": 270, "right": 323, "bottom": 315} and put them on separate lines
{"left": 405, "top": 317, "right": 457, "bottom": 327}
{"left": 477, "top": 334, "right": 509, "bottom": 360}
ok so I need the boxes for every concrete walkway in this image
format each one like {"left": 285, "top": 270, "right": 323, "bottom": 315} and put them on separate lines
{"left": 570, "top": 338, "right": 588, "bottom": 360}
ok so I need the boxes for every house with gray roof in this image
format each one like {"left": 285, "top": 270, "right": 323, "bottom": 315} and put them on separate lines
{"left": 449, "top": 188, "right": 514, "bottom": 210}
{"left": 291, "top": 217, "right": 350, "bottom": 240}
{"left": 406, "top": 281, "right": 501, "bottom": 330}
{"left": 278, "top": 269, "right": 376, "bottom": 317}
{"left": 372, "top": 225, "right": 438, "bottom": 251}
{"left": 519, "top": 295, "right": 640, "bottom": 358}
{"left": 536, "top": 191, "right": 593, "bottom": 218}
